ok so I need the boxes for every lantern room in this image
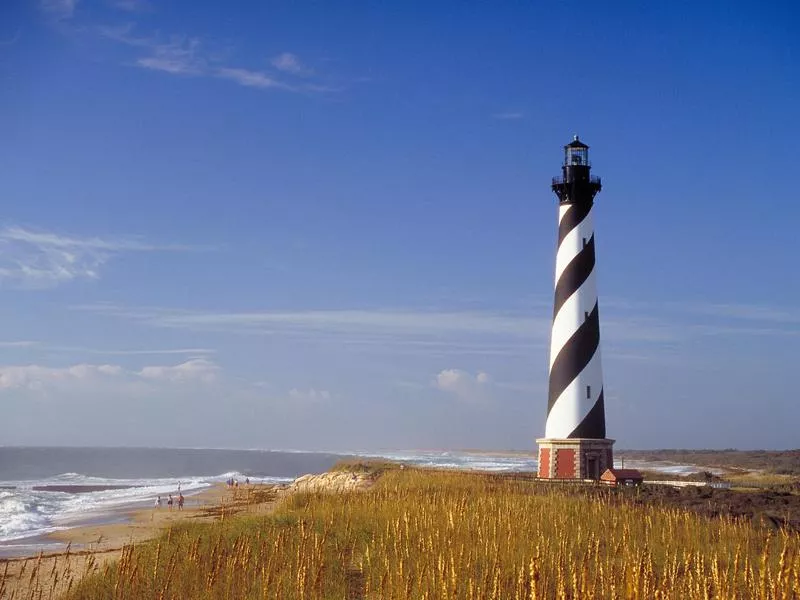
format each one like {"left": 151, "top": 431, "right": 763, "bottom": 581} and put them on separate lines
{"left": 564, "top": 135, "right": 589, "bottom": 167}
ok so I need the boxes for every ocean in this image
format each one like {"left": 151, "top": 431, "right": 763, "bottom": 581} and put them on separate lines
{"left": 0, "top": 446, "right": 704, "bottom": 557}
{"left": 0, "top": 447, "right": 348, "bottom": 556}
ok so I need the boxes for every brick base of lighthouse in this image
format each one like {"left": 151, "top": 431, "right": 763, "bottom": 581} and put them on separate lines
{"left": 536, "top": 438, "right": 615, "bottom": 480}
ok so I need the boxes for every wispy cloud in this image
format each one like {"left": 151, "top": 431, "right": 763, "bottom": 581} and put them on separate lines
{"left": 73, "top": 304, "right": 552, "bottom": 338}
{"left": 306, "top": 338, "right": 541, "bottom": 357}
{"left": 215, "top": 68, "right": 339, "bottom": 93}
{"left": 39, "top": 0, "right": 78, "bottom": 20}
{"left": 613, "top": 299, "right": 800, "bottom": 336}
{"left": 110, "top": 0, "right": 152, "bottom": 12}
{"left": 688, "top": 324, "right": 800, "bottom": 338}
{"left": 98, "top": 26, "right": 335, "bottom": 93}
{"left": 49, "top": 345, "right": 217, "bottom": 356}
{"left": 609, "top": 298, "right": 800, "bottom": 328}
{"left": 139, "top": 358, "right": 219, "bottom": 383}
{"left": 0, "top": 30, "right": 22, "bottom": 46}
{"left": 69, "top": 297, "right": 800, "bottom": 368}
{"left": 96, "top": 22, "right": 147, "bottom": 45}
{"left": 0, "top": 226, "right": 206, "bottom": 289}
{"left": 271, "top": 52, "right": 313, "bottom": 76}
{"left": 0, "top": 226, "right": 199, "bottom": 252}
{"left": 491, "top": 112, "right": 524, "bottom": 120}
{"left": 0, "top": 340, "right": 214, "bottom": 356}
{"left": 689, "top": 303, "right": 800, "bottom": 325}
{"left": 215, "top": 68, "right": 293, "bottom": 90}
{"left": 71, "top": 303, "right": 689, "bottom": 348}
{"left": 136, "top": 37, "right": 204, "bottom": 75}
{"left": 98, "top": 26, "right": 207, "bottom": 75}
{"left": 288, "top": 387, "right": 331, "bottom": 402}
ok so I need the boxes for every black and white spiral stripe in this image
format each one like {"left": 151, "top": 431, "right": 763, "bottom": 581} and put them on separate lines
{"left": 545, "top": 200, "right": 605, "bottom": 439}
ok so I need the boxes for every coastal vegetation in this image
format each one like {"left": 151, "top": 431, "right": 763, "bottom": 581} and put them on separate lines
{"left": 50, "top": 464, "right": 800, "bottom": 599}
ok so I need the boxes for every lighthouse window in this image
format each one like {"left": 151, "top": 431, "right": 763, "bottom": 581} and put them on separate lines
{"left": 586, "top": 385, "right": 591, "bottom": 399}
{"left": 566, "top": 148, "right": 588, "bottom": 166}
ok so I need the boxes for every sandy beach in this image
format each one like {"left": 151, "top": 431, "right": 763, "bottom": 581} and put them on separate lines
{"left": 0, "top": 483, "right": 281, "bottom": 599}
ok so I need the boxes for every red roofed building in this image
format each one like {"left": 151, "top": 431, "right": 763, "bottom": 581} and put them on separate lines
{"left": 600, "top": 468, "right": 643, "bottom": 487}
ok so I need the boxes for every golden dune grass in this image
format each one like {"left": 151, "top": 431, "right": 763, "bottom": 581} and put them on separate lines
{"left": 48, "top": 468, "right": 800, "bottom": 599}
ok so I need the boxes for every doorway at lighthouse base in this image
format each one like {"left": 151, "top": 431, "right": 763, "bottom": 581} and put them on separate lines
{"left": 536, "top": 438, "right": 615, "bottom": 480}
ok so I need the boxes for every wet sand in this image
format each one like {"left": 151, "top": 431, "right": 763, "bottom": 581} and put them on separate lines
{"left": 45, "top": 484, "right": 231, "bottom": 550}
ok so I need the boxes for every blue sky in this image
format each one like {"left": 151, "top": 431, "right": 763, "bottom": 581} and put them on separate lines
{"left": 0, "top": 0, "right": 798, "bottom": 450}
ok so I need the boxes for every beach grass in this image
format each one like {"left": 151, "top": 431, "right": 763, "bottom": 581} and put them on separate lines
{"left": 56, "top": 466, "right": 800, "bottom": 599}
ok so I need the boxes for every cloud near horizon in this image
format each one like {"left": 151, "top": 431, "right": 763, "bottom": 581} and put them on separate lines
{"left": 0, "top": 358, "right": 219, "bottom": 392}
{"left": 434, "top": 369, "right": 492, "bottom": 403}
{"left": 139, "top": 358, "right": 219, "bottom": 383}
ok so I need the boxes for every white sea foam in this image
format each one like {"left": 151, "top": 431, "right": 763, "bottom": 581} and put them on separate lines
{"left": 355, "top": 450, "right": 538, "bottom": 472}
{"left": 0, "top": 490, "right": 58, "bottom": 541}
{"left": 354, "top": 450, "right": 716, "bottom": 477}
{"left": 616, "top": 460, "right": 726, "bottom": 476}
{"left": 0, "top": 472, "right": 290, "bottom": 544}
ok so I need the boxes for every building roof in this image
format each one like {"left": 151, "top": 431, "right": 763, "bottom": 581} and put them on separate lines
{"left": 601, "top": 468, "right": 643, "bottom": 481}
{"left": 566, "top": 135, "right": 589, "bottom": 149}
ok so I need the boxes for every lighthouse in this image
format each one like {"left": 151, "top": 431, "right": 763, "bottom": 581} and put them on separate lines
{"left": 537, "top": 136, "right": 614, "bottom": 480}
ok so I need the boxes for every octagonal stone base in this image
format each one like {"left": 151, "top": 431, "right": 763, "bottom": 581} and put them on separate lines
{"left": 536, "top": 438, "right": 615, "bottom": 480}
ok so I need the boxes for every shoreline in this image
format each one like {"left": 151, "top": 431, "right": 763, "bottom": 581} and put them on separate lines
{"left": 0, "top": 484, "right": 221, "bottom": 558}
{"left": 0, "top": 483, "right": 218, "bottom": 559}
{"left": 44, "top": 483, "right": 229, "bottom": 548}
{"left": 0, "top": 482, "right": 282, "bottom": 599}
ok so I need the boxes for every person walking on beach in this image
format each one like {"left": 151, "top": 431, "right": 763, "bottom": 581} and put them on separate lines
{"left": 154, "top": 495, "right": 162, "bottom": 509}
{"left": 167, "top": 494, "right": 173, "bottom": 510}
{"left": 178, "top": 493, "right": 184, "bottom": 511}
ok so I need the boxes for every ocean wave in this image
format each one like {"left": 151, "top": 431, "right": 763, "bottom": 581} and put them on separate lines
{"left": 0, "top": 472, "right": 240, "bottom": 544}
{"left": 353, "top": 451, "right": 538, "bottom": 472}
{"left": 0, "top": 467, "right": 299, "bottom": 544}
{"left": 0, "top": 490, "right": 67, "bottom": 542}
